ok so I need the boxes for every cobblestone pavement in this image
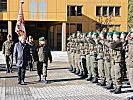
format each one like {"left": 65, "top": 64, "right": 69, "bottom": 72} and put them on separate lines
{"left": 0, "top": 52, "right": 133, "bottom": 100}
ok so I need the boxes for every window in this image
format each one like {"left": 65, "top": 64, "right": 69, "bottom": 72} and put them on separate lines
{"left": 103, "top": 6, "right": 108, "bottom": 16}
{"left": 70, "top": 6, "right": 76, "bottom": 16}
{"left": 96, "top": 6, "right": 101, "bottom": 16}
{"left": 67, "top": 5, "right": 82, "bottom": 16}
{"left": 109, "top": 7, "right": 114, "bottom": 16}
{"left": 77, "top": 6, "right": 82, "bottom": 16}
{"left": 115, "top": 7, "right": 120, "bottom": 16}
{"left": 115, "top": 25, "right": 120, "bottom": 31}
{"left": 0, "top": 0, "right": 7, "bottom": 12}
{"left": 77, "top": 24, "right": 82, "bottom": 32}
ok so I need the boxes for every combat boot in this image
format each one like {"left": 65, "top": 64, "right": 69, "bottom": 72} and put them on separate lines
{"left": 71, "top": 68, "right": 76, "bottom": 73}
{"left": 38, "top": 75, "right": 41, "bottom": 82}
{"left": 104, "top": 82, "right": 114, "bottom": 89}
{"left": 78, "top": 71, "right": 83, "bottom": 76}
{"left": 69, "top": 66, "right": 73, "bottom": 71}
{"left": 114, "top": 86, "right": 122, "bottom": 94}
{"left": 91, "top": 77, "right": 98, "bottom": 83}
{"left": 97, "top": 80, "right": 106, "bottom": 86}
{"left": 75, "top": 69, "right": 80, "bottom": 75}
{"left": 86, "top": 76, "right": 92, "bottom": 81}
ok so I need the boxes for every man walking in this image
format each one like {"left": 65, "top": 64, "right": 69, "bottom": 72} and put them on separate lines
{"left": 36, "top": 37, "right": 52, "bottom": 83}
{"left": 13, "top": 35, "right": 31, "bottom": 85}
{"left": 2, "top": 34, "right": 14, "bottom": 73}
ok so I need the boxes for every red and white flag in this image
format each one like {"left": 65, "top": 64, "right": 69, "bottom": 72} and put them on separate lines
{"left": 15, "top": 1, "right": 26, "bottom": 36}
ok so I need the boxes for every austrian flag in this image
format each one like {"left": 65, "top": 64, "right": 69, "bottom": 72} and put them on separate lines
{"left": 15, "top": 1, "right": 26, "bottom": 36}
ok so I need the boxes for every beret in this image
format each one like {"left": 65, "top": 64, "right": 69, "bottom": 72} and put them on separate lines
{"left": 39, "top": 37, "right": 45, "bottom": 41}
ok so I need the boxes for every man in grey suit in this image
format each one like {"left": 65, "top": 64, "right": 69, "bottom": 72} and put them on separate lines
{"left": 13, "top": 35, "right": 30, "bottom": 85}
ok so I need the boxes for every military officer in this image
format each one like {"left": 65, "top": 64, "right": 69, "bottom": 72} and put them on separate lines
{"left": 36, "top": 37, "right": 52, "bottom": 83}
{"left": 2, "top": 34, "right": 14, "bottom": 73}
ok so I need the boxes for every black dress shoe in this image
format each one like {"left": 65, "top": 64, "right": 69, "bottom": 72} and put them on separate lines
{"left": 92, "top": 77, "right": 98, "bottom": 83}
{"left": 18, "top": 81, "right": 21, "bottom": 84}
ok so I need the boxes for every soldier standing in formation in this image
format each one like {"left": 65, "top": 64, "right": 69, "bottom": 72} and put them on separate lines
{"left": 2, "top": 34, "right": 14, "bottom": 73}
{"left": 67, "top": 31, "right": 133, "bottom": 94}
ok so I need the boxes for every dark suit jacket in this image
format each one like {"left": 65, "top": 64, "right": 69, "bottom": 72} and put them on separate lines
{"left": 13, "top": 42, "right": 30, "bottom": 67}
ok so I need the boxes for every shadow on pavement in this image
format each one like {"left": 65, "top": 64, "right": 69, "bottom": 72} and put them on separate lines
{"left": 48, "top": 67, "right": 69, "bottom": 70}
{"left": 48, "top": 77, "right": 83, "bottom": 83}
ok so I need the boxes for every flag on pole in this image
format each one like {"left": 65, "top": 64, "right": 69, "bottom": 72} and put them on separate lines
{"left": 15, "top": 0, "right": 26, "bottom": 36}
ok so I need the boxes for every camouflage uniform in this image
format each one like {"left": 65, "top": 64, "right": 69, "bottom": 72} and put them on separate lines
{"left": 2, "top": 40, "right": 14, "bottom": 73}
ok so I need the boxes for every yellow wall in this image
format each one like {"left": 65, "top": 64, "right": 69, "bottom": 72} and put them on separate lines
{"left": 67, "top": 0, "right": 128, "bottom": 32}
{"left": 0, "top": 0, "right": 128, "bottom": 31}
{"left": 0, "top": 0, "right": 67, "bottom": 21}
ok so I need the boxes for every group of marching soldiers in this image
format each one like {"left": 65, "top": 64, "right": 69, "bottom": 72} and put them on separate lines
{"left": 67, "top": 31, "right": 133, "bottom": 95}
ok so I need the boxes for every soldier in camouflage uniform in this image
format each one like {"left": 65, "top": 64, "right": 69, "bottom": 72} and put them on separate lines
{"left": 2, "top": 35, "right": 14, "bottom": 73}
{"left": 75, "top": 31, "right": 82, "bottom": 75}
{"left": 27, "top": 35, "right": 37, "bottom": 71}
{"left": 103, "top": 32, "right": 114, "bottom": 89}
{"left": 36, "top": 37, "right": 52, "bottom": 83}
{"left": 110, "top": 32, "right": 123, "bottom": 94}
{"left": 71, "top": 33, "right": 76, "bottom": 73}
{"left": 85, "top": 32, "right": 92, "bottom": 80}
{"left": 79, "top": 33, "right": 88, "bottom": 78}
{"left": 90, "top": 32, "right": 98, "bottom": 83}
{"left": 120, "top": 32, "right": 128, "bottom": 81}
{"left": 126, "top": 31, "right": 133, "bottom": 99}
{"left": 96, "top": 31, "right": 106, "bottom": 86}
{"left": 67, "top": 35, "right": 73, "bottom": 71}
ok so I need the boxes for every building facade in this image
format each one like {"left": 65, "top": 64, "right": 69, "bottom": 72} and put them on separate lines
{"left": 0, "top": 0, "right": 128, "bottom": 51}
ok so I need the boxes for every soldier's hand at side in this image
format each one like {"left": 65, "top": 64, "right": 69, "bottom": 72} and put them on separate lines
{"left": 50, "top": 60, "right": 52, "bottom": 63}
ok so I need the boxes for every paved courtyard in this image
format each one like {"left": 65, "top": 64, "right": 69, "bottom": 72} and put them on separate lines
{"left": 0, "top": 51, "right": 133, "bottom": 100}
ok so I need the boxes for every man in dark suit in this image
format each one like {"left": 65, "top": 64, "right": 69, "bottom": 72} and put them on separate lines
{"left": 13, "top": 35, "right": 30, "bottom": 85}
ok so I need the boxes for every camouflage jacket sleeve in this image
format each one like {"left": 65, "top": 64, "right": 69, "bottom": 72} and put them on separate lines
{"left": 2, "top": 41, "right": 5, "bottom": 54}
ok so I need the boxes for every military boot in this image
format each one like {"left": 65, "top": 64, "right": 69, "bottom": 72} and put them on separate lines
{"left": 78, "top": 71, "right": 83, "bottom": 76}
{"left": 86, "top": 74, "right": 92, "bottom": 81}
{"left": 97, "top": 80, "right": 106, "bottom": 86}
{"left": 104, "top": 82, "right": 114, "bottom": 89}
{"left": 75, "top": 69, "right": 80, "bottom": 75}
{"left": 114, "top": 86, "right": 122, "bottom": 94}
{"left": 91, "top": 77, "right": 98, "bottom": 83}
{"left": 71, "top": 68, "right": 76, "bottom": 73}
{"left": 69, "top": 66, "right": 73, "bottom": 71}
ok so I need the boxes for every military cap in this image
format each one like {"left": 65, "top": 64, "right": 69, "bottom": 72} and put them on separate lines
{"left": 39, "top": 37, "right": 45, "bottom": 41}
{"left": 76, "top": 31, "right": 81, "bottom": 34}
{"left": 113, "top": 31, "right": 121, "bottom": 35}
{"left": 107, "top": 32, "right": 114, "bottom": 35}
{"left": 100, "top": 31, "right": 106, "bottom": 34}
{"left": 93, "top": 32, "right": 98, "bottom": 35}
{"left": 121, "top": 32, "right": 128, "bottom": 35}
